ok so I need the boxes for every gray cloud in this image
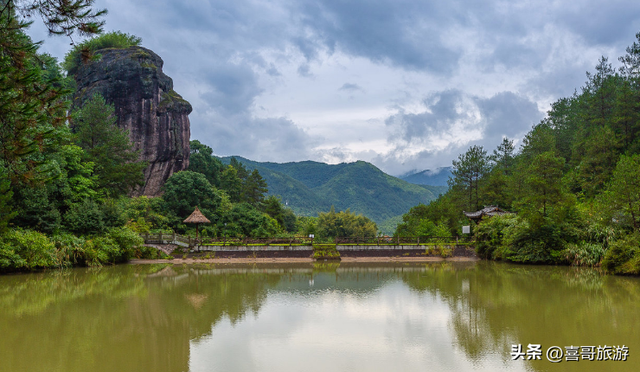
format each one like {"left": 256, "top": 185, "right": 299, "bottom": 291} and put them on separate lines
{"left": 297, "top": 63, "right": 313, "bottom": 77}
{"left": 478, "top": 92, "right": 542, "bottom": 140}
{"left": 339, "top": 83, "right": 362, "bottom": 92}
{"left": 266, "top": 65, "right": 281, "bottom": 77}
{"left": 381, "top": 90, "right": 543, "bottom": 174}
{"left": 294, "top": 0, "right": 461, "bottom": 73}
{"left": 200, "top": 64, "right": 263, "bottom": 116}
{"left": 27, "top": 0, "right": 640, "bottom": 175}
{"left": 386, "top": 90, "right": 477, "bottom": 143}
{"left": 191, "top": 113, "right": 313, "bottom": 163}
{"left": 558, "top": 1, "right": 640, "bottom": 46}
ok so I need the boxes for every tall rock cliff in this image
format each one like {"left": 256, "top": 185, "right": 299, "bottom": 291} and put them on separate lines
{"left": 71, "top": 46, "right": 191, "bottom": 196}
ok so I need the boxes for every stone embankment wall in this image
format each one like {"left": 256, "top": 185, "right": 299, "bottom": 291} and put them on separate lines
{"left": 189, "top": 245, "right": 476, "bottom": 258}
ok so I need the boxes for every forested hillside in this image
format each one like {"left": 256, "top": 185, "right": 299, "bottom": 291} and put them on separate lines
{"left": 396, "top": 32, "right": 640, "bottom": 275}
{"left": 219, "top": 157, "right": 443, "bottom": 223}
{"left": 399, "top": 167, "right": 453, "bottom": 187}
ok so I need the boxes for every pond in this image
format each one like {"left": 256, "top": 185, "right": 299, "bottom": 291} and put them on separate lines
{"left": 0, "top": 261, "right": 638, "bottom": 372}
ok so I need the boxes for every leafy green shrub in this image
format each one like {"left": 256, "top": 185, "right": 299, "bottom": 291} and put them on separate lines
{"left": 51, "top": 232, "right": 87, "bottom": 267}
{"left": 0, "top": 241, "right": 26, "bottom": 270}
{"left": 63, "top": 31, "right": 142, "bottom": 74}
{"left": 564, "top": 242, "right": 606, "bottom": 267}
{"left": 0, "top": 229, "right": 59, "bottom": 270}
{"left": 425, "top": 246, "right": 438, "bottom": 255}
{"left": 440, "top": 247, "right": 453, "bottom": 258}
{"left": 219, "top": 203, "right": 280, "bottom": 238}
{"left": 125, "top": 217, "right": 153, "bottom": 234}
{"left": 12, "top": 187, "right": 61, "bottom": 234}
{"left": 82, "top": 236, "right": 119, "bottom": 266}
{"left": 483, "top": 216, "right": 572, "bottom": 264}
{"left": 106, "top": 226, "right": 144, "bottom": 261}
{"left": 101, "top": 198, "right": 127, "bottom": 228}
{"left": 316, "top": 208, "right": 377, "bottom": 239}
{"left": 621, "top": 254, "right": 640, "bottom": 275}
{"left": 602, "top": 233, "right": 640, "bottom": 274}
{"left": 475, "top": 214, "right": 518, "bottom": 259}
{"left": 120, "top": 196, "right": 170, "bottom": 232}
{"left": 313, "top": 250, "right": 341, "bottom": 259}
{"left": 313, "top": 244, "right": 340, "bottom": 259}
{"left": 63, "top": 199, "right": 105, "bottom": 234}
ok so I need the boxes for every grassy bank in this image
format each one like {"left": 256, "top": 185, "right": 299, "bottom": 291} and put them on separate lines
{"left": 0, "top": 227, "right": 167, "bottom": 273}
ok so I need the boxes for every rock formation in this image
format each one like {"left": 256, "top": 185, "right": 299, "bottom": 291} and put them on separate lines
{"left": 71, "top": 46, "right": 191, "bottom": 196}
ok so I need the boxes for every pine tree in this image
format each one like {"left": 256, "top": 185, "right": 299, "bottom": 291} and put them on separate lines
{"left": 242, "top": 169, "right": 268, "bottom": 207}
{"left": 449, "top": 145, "right": 489, "bottom": 211}
{"left": 71, "top": 94, "right": 145, "bottom": 197}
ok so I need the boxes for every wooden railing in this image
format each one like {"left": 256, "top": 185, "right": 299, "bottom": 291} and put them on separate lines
{"left": 141, "top": 233, "right": 471, "bottom": 248}
{"left": 333, "top": 236, "right": 472, "bottom": 245}
{"left": 199, "top": 236, "right": 314, "bottom": 246}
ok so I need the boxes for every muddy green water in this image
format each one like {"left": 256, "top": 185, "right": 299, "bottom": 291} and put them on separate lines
{"left": 0, "top": 261, "right": 638, "bottom": 372}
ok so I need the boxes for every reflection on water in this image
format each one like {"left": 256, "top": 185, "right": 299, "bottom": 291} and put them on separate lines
{"left": 0, "top": 262, "right": 638, "bottom": 372}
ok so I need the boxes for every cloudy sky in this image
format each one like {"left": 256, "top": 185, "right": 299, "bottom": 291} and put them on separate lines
{"left": 29, "top": 0, "right": 640, "bottom": 176}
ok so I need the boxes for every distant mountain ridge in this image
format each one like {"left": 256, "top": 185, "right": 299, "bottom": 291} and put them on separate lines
{"left": 399, "top": 167, "right": 453, "bottom": 187}
{"left": 219, "top": 157, "right": 444, "bottom": 224}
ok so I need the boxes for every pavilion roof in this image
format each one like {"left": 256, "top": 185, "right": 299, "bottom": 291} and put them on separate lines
{"left": 463, "top": 206, "right": 512, "bottom": 221}
{"left": 183, "top": 206, "right": 211, "bottom": 224}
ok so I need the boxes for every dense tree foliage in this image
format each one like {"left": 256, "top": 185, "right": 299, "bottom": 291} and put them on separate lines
{"left": 183, "top": 141, "right": 301, "bottom": 235}
{"left": 396, "top": 32, "right": 640, "bottom": 272}
{"left": 160, "top": 170, "right": 227, "bottom": 229}
{"left": 262, "top": 195, "right": 297, "bottom": 233}
{"left": 0, "top": 1, "right": 165, "bottom": 271}
{"left": 71, "top": 94, "right": 145, "bottom": 196}
{"left": 605, "top": 154, "right": 640, "bottom": 231}
{"left": 316, "top": 207, "right": 377, "bottom": 240}
{"left": 188, "top": 140, "right": 225, "bottom": 187}
{"left": 0, "top": 2, "right": 299, "bottom": 272}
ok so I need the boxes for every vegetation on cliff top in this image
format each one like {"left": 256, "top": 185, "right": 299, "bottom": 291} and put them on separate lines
{"left": 62, "top": 31, "right": 142, "bottom": 75}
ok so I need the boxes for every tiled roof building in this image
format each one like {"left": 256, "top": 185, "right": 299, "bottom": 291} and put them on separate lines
{"left": 463, "top": 206, "right": 512, "bottom": 223}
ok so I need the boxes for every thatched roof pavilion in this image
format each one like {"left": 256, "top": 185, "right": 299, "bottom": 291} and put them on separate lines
{"left": 184, "top": 206, "right": 211, "bottom": 224}
{"left": 184, "top": 207, "right": 210, "bottom": 248}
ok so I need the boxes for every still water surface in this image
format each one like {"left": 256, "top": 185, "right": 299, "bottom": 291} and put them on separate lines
{"left": 0, "top": 261, "right": 638, "bottom": 372}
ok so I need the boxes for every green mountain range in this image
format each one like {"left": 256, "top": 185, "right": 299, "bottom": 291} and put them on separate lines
{"left": 219, "top": 157, "right": 446, "bottom": 227}
{"left": 399, "top": 167, "right": 453, "bottom": 186}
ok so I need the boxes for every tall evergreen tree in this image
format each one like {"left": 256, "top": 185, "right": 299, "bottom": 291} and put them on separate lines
{"left": 71, "top": 94, "right": 145, "bottom": 197}
{"left": 449, "top": 145, "right": 489, "bottom": 211}
{"left": 583, "top": 56, "right": 617, "bottom": 127}
{"left": 242, "top": 169, "right": 268, "bottom": 207}
{"left": 619, "top": 32, "right": 640, "bottom": 83}
{"left": 220, "top": 165, "right": 242, "bottom": 203}
{"left": 490, "top": 137, "right": 515, "bottom": 174}
{"left": 517, "top": 151, "right": 566, "bottom": 220}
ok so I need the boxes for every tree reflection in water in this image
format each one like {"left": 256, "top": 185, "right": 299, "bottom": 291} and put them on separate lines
{"left": 0, "top": 262, "right": 638, "bottom": 372}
